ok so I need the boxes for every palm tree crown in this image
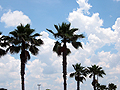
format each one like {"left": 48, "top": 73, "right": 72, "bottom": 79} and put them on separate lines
{"left": 108, "top": 83, "right": 117, "bottom": 90}
{"left": 47, "top": 22, "right": 84, "bottom": 56}
{"left": 7, "top": 24, "right": 43, "bottom": 56}
{"left": 0, "top": 32, "right": 9, "bottom": 57}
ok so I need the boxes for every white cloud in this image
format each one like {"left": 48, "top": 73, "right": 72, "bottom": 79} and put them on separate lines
{"left": 55, "top": 77, "right": 63, "bottom": 84}
{"left": 76, "top": 0, "right": 92, "bottom": 14}
{"left": 68, "top": 12, "right": 103, "bottom": 35}
{"left": 0, "top": 54, "right": 20, "bottom": 90}
{"left": 112, "top": 18, "right": 120, "bottom": 52}
{"left": 0, "top": 10, "right": 31, "bottom": 27}
{"left": 0, "top": 5, "right": 2, "bottom": 10}
{"left": 113, "top": 0, "right": 120, "bottom": 1}
{"left": 112, "top": 18, "right": 120, "bottom": 33}
{"left": 109, "top": 65, "right": 120, "bottom": 74}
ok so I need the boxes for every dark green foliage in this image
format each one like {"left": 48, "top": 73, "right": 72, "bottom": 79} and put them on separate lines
{"left": 108, "top": 83, "right": 117, "bottom": 90}
{"left": 7, "top": 24, "right": 43, "bottom": 56}
{"left": 47, "top": 22, "right": 84, "bottom": 56}
{"left": 0, "top": 32, "right": 9, "bottom": 57}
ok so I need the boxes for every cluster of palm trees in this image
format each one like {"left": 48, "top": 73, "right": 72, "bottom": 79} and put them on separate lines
{"left": 0, "top": 22, "right": 117, "bottom": 90}
{"left": 70, "top": 63, "right": 117, "bottom": 90}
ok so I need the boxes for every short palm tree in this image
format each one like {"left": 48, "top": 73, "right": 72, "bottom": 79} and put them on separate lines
{"left": 108, "top": 83, "right": 117, "bottom": 90}
{"left": 46, "top": 22, "right": 84, "bottom": 90}
{"left": 6, "top": 24, "right": 43, "bottom": 90}
{"left": 87, "top": 65, "right": 106, "bottom": 90}
{"left": 97, "top": 83, "right": 107, "bottom": 90}
{"left": 70, "top": 63, "right": 87, "bottom": 90}
{"left": 0, "top": 32, "right": 9, "bottom": 57}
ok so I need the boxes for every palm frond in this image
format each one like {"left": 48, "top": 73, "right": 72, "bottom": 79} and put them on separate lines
{"left": 54, "top": 25, "right": 59, "bottom": 31}
{"left": 89, "top": 74, "right": 93, "bottom": 78}
{"left": 70, "top": 28, "right": 78, "bottom": 34}
{"left": 36, "top": 39, "right": 44, "bottom": 45}
{"left": 32, "top": 33, "right": 41, "bottom": 37}
{"left": 29, "top": 45, "right": 39, "bottom": 55}
{"left": 72, "top": 42, "right": 83, "bottom": 49}
{"left": 25, "top": 24, "right": 30, "bottom": 28}
{"left": 6, "top": 45, "right": 21, "bottom": 54}
{"left": 77, "top": 34, "right": 85, "bottom": 38}
{"left": 70, "top": 73, "right": 75, "bottom": 78}
{"left": 66, "top": 48, "right": 71, "bottom": 55}
{"left": 9, "top": 31, "right": 18, "bottom": 37}
{"left": 25, "top": 50, "right": 30, "bottom": 61}
{"left": 25, "top": 29, "right": 35, "bottom": 36}
{"left": 0, "top": 48, "right": 6, "bottom": 57}
{"left": 53, "top": 41, "right": 62, "bottom": 56}
{"left": 46, "top": 29, "right": 55, "bottom": 35}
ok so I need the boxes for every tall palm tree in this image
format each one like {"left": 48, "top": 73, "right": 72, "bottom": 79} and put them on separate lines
{"left": 108, "top": 83, "right": 117, "bottom": 90}
{"left": 87, "top": 65, "right": 106, "bottom": 90}
{"left": 6, "top": 24, "right": 43, "bottom": 90}
{"left": 0, "top": 32, "right": 9, "bottom": 57}
{"left": 70, "top": 63, "right": 87, "bottom": 90}
{"left": 46, "top": 22, "right": 84, "bottom": 90}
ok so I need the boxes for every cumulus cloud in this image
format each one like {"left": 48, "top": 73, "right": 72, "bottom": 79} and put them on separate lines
{"left": 76, "top": 0, "right": 92, "bottom": 14}
{"left": 0, "top": 10, "right": 31, "bottom": 27}
{"left": 0, "top": 54, "right": 20, "bottom": 90}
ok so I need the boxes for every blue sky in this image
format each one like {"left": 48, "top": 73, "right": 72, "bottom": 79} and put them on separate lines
{"left": 0, "top": 0, "right": 120, "bottom": 90}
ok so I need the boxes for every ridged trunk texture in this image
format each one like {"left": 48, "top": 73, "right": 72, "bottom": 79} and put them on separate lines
{"left": 20, "top": 40, "right": 26, "bottom": 90}
{"left": 63, "top": 39, "right": 67, "bottom": 90}
{"left": 93, "top": 74, "right": 96, "bottom": 90}
{"left": 21, "top": 62, "right": 25, "bottom": 90}
{"left": 77, "top": 76, "right": 80, "bottom": 90}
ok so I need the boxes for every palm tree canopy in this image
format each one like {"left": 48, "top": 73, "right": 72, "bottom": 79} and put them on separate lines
{"left": 46, "top": 22, "right": 85, "bottom": 56}
{"left": 88, "top": 65, "right": 106, "bottom": 78}
{"left": 108, "top": 83, "right": 117, "bottom": 89}
{"left": 6, "top": 24, "right": 43, "bottom": 61}
{"left": 70, "top": 63, "right": 87, "bottom": 83}
{"left": 0, "top": 32, "right": 9, "bottom": 57}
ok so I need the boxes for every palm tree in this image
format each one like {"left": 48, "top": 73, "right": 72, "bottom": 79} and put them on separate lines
{"left": 108, "top": 83, "right": 117, "bottom": 90}
{"left": 0, "top": 32, "right": 9, "bottom": 57}
{"left": 6, "top": 24, "right": 43, "bottom": 90}
{"left": 97, "top": 83, "right": 107, "bottom": 90}
{"left": 70, "top": 63, "right": 87, "bottom": 90}
{"left": 87, "top": 65, "right": 106, "bottom": 90}
{"left": 46, "top": 22, "right": 84, "bottom": 90}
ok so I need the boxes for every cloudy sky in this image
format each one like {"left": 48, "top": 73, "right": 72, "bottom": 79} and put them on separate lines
{"left": 0, "top": 0, "right": 120, "bottom": 90}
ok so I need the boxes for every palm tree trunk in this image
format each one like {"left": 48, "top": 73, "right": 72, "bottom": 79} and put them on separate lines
{"left": 63, "top": 39, "right": 67, "bottom": 90}
{"left": 21, "top": 62, "right": 25, "bottom": 90}
{"left": 97, "top": 75, "right": 98, "bottom": 90}
{"left": 77, "top": 79, "right": 80, "bottom": 90}
{"left": 20, "top": 40, "right": 26, "bottom": 90}
{"left": 93, "top": 75, "right": 96, "bottom": 90}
